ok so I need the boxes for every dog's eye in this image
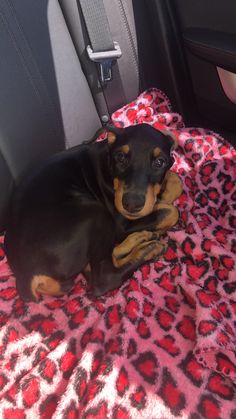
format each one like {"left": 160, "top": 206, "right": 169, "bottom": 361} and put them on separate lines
{"left": 115, "top": 151, "right": 127, "bottom": 164}
{"left": 152, "top": 157, "right": 166, "bottom": 169}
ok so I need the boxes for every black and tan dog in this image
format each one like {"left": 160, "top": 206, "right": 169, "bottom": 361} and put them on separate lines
{"left": 4, "top": 124, "right": 182, "bottom": 301}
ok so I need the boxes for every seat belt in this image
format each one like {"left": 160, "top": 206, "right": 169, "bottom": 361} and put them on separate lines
{"left": 79, "top": 0, "right": 122, "bottom": 84}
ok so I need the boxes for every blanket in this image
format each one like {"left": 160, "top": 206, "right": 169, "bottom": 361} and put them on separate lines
{"left": 0, "top": 88, "right": 235, "bottom": 418}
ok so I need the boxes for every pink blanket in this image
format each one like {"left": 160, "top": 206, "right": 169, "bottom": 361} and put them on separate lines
{"left": 0, "top": 88, "right": 235, "bottom": 418}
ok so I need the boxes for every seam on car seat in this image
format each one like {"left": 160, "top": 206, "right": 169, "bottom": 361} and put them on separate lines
{"left": 116, "top": 0, "right": 140, "bottom": 83}
{"left": 0, "top": 0, "right": 63, "bottom": 145}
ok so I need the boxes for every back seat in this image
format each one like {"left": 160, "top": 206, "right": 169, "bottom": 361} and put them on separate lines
{"left": 0, "top": 0, "right": 160, "bottom": 232}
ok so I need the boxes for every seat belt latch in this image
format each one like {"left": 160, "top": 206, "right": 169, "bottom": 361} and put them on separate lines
{"left": 87, "top": 41, "right": 122, "bottom": 83}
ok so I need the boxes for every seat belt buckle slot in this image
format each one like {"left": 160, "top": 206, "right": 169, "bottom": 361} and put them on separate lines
{"left": 87, "top": 41, "right": 122, "bottom": 83}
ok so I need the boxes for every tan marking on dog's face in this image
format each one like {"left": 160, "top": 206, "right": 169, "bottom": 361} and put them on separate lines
{"left": 114, "top": 181, "right": 162, "bottom": 220}
{"left": 31, "top": 275, "right": 64, "bottom": 300}
{"left": 107, "top": 131, "right": 116, "bottom": 144}
{"left": 84, "top": 263, "right": 91, "bottom": 273}
{"left": 121, "top": 144, "right": 130, "bottom": 154}
{"left": 113, "top": 177, "right": 119, "bottom": 191}
{"left": 153, "top": 147, "right": 161, "bottom": 157}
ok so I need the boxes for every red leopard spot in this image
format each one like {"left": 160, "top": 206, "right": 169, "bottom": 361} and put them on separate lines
{"left": 196, "top": 290, "right": 220, "bottom": 307}
{"left": 39, "top": 358, "right": 56, "bottom": 383}
{"left": 140, "top": 284, "right": 152, "bottom": 296}
{"left": 158, "top": 368, "right": 186, "bottom": 415}
{"left": 60, "top": 351, "right": 76, "bottom": 379}
{"left": 91, "top": 350, "right": 112, "bottom": 379}
{"left": 196, "top": 213, "right": 211, "bottom": 229}
{"left": 123, "top": 278, "right": 139, "bottom": 294}
{"left": 216, "top": 268, "right": 228, "bottom": 281}
{"left": 3, "top": 409, "right": 25, "bottom": 419}
{"left": 45, "top": 299, "right": 64, "bottom": 310}
{"left": 207, "top": 188, "right": 219, "bottom": 202}
{"left": 81, "top": 327, "right": 105, "bottom": 349}
{"left": 141, "top": 264, "right": 150, "bottom": 280}
{"left": 214, "top": 228, "right": 228, "bottom": 244}
{"left": 219, "top": 145, "right": 228, "bottom": 155}
{"left": 64, "top": 298, "right": 81, "bottom": 314}
{"left": 198, "top": 320, "right": 217, "bottom": 336}
{"left": 170, "top": 263, "right": 181, "bottom": 278}
{"left": 204, "top": 277, "right": 217, "bottom": 293}
{"left": 113, "top": 406, "right": 130, "bottom": 419}
{"left": 45, "top": 331, "right": 65, "bottom": 350}
{"left": 201, "top": 162, "right": 217, "bottom": 176}
{"left": 126, "top": 109, "right": 137, "bottom": 123}
{"left": 179, "top": 352, "right": 204, "bottom": 386}
{"left": 5, "top": 327, "right": 19, "bottom": 343}
{"left": 220, "top": 256, "right": 234, "bottom": 270}
{"left": 93, "top": 300, "right": 105, "bottom": 314}
{"left": 22, "top": 377, "right": 40, "bottom": 407}
{"left": 211, "top": 308, "right": 222, "bottom": 321}
{"left": 198, "top": 395, "right": 221, "bottom": 419}
{"left": 0, "top": 311, "right": 9, "bottom": 327}
{"left": 125, "top": 298, "right": 139, "bottom": 324}
{"left": 5, "top": 382, "right": 17, "bottom": 402}
{"left": 105, "top": 305, "right": 122, "bottom": 329}
{"left": 223, "top": 281, "right": 236, "bottom": 294}
{"left": 0, "top": 287, "right": 17, "bottom": 300}
{"left": 74, "top": 368, "right": 87, "bottom": 400}
{"left": 202, "top": 239, "right": 213, "bottom": 252}
{"left": 216, "top": 331, "right": 230, "bottom": 345}
{"left": 157, "top": 273, "right": 176, "bottom": 293}
{"left": 69, "top": 307, "right": 89, "bottom": 329}
{"left": 130, "top": 386, "right": 146, "bottom": 410}
{"left": 207, "top": 373, "right": 234, "bottom": 400}
{"left": 182, "top": 237, "right": 196, "bottom": 255}
{"left": 216, "top": 353, "right": 236, "bottom": 376}
{"left": 84, "top": 401, "right": 108, "bottom": 419}
{"left": 142, "top": 299, "right": 154, "bottom": 317}
{"left": 85, "top": 380, "right": 104, "bottom": 403}
{"left": 176, "top": 316, "right": 196, "bottom": 341}
{"left": 163, "top": 246, "right": 178, "bottom": 262}
{"left": 218, "top": 302, "right": 231, "bottom": 318}
{"left": 24, "top": 314, "right": 57, "bottom": 336}
{"left": 155, "top": 309, "right": 174, "bottom": 331}
{"left": 164, "top": 296, "right": 180, "bottom": 313}
{"left": 105, "top": 336, "right": 123, "bottom": 355}
{"left": 0, "top": 373, "right": 8, "bottom": 391}
{"left": 132, "top": 351, "right": 158, "bottom": 384}
{"left": 155, "top": 335, "right": 180, "bottom": 357}
{"left": 127, "top": 339, "right": 137, "bottom": 358}
{"left": 137, "top": 318, "right": 150, "bottom": 339}
{"left": 230, "top": 300, "right": 236, "bottom": 314}
{"left": 116, "top": 367, "right": 129, "bottom": 396}
{"left": 187, "top": 262, "right": 208, "bottom": 281}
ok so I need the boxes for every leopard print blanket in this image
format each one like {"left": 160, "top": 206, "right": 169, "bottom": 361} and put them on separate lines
{"left": 0, "top": 88, "right": 235, "bottom": 418}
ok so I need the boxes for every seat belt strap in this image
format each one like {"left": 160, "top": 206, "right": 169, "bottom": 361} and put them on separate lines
{"left": 79, "top": 0, "right": 122, "bottom": 83}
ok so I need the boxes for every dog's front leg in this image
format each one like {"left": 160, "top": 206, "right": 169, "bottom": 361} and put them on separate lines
{"left": 112, "top": 230, "right": 166, "bottom": 268}
{"left": 89, "top": 239, "right": 166, "bottom": 297}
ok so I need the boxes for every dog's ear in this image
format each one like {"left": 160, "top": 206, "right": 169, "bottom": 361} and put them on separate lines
{"left": 161, "top": 129, "right": 178, "bottom": 150}
{"left": 106, "top": 126, "right": 124, "bottom": 145}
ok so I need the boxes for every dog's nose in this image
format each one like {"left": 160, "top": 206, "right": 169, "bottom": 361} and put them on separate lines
{"left": 122, "top": 193, "right": 145, "bottom": 213}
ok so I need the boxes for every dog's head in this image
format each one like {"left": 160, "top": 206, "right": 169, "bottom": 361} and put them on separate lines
{"left": 107, "top": 123, "right": 178, "bottom": 220}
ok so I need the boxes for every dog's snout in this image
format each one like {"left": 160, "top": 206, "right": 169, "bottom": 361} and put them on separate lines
{"left": 122, "top": 193, "right": 145, "bottom": 213}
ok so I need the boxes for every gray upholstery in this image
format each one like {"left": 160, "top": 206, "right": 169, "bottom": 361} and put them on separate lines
{"left": 59, "top": 0, "right": 140, "bottom": 116}
{"left": 0, "top": 0, "right": 101, "bottom": 231}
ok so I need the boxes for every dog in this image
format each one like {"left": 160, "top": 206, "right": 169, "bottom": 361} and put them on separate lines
{"left": 4, "top": 123, "right": 182, "bottom": 301}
